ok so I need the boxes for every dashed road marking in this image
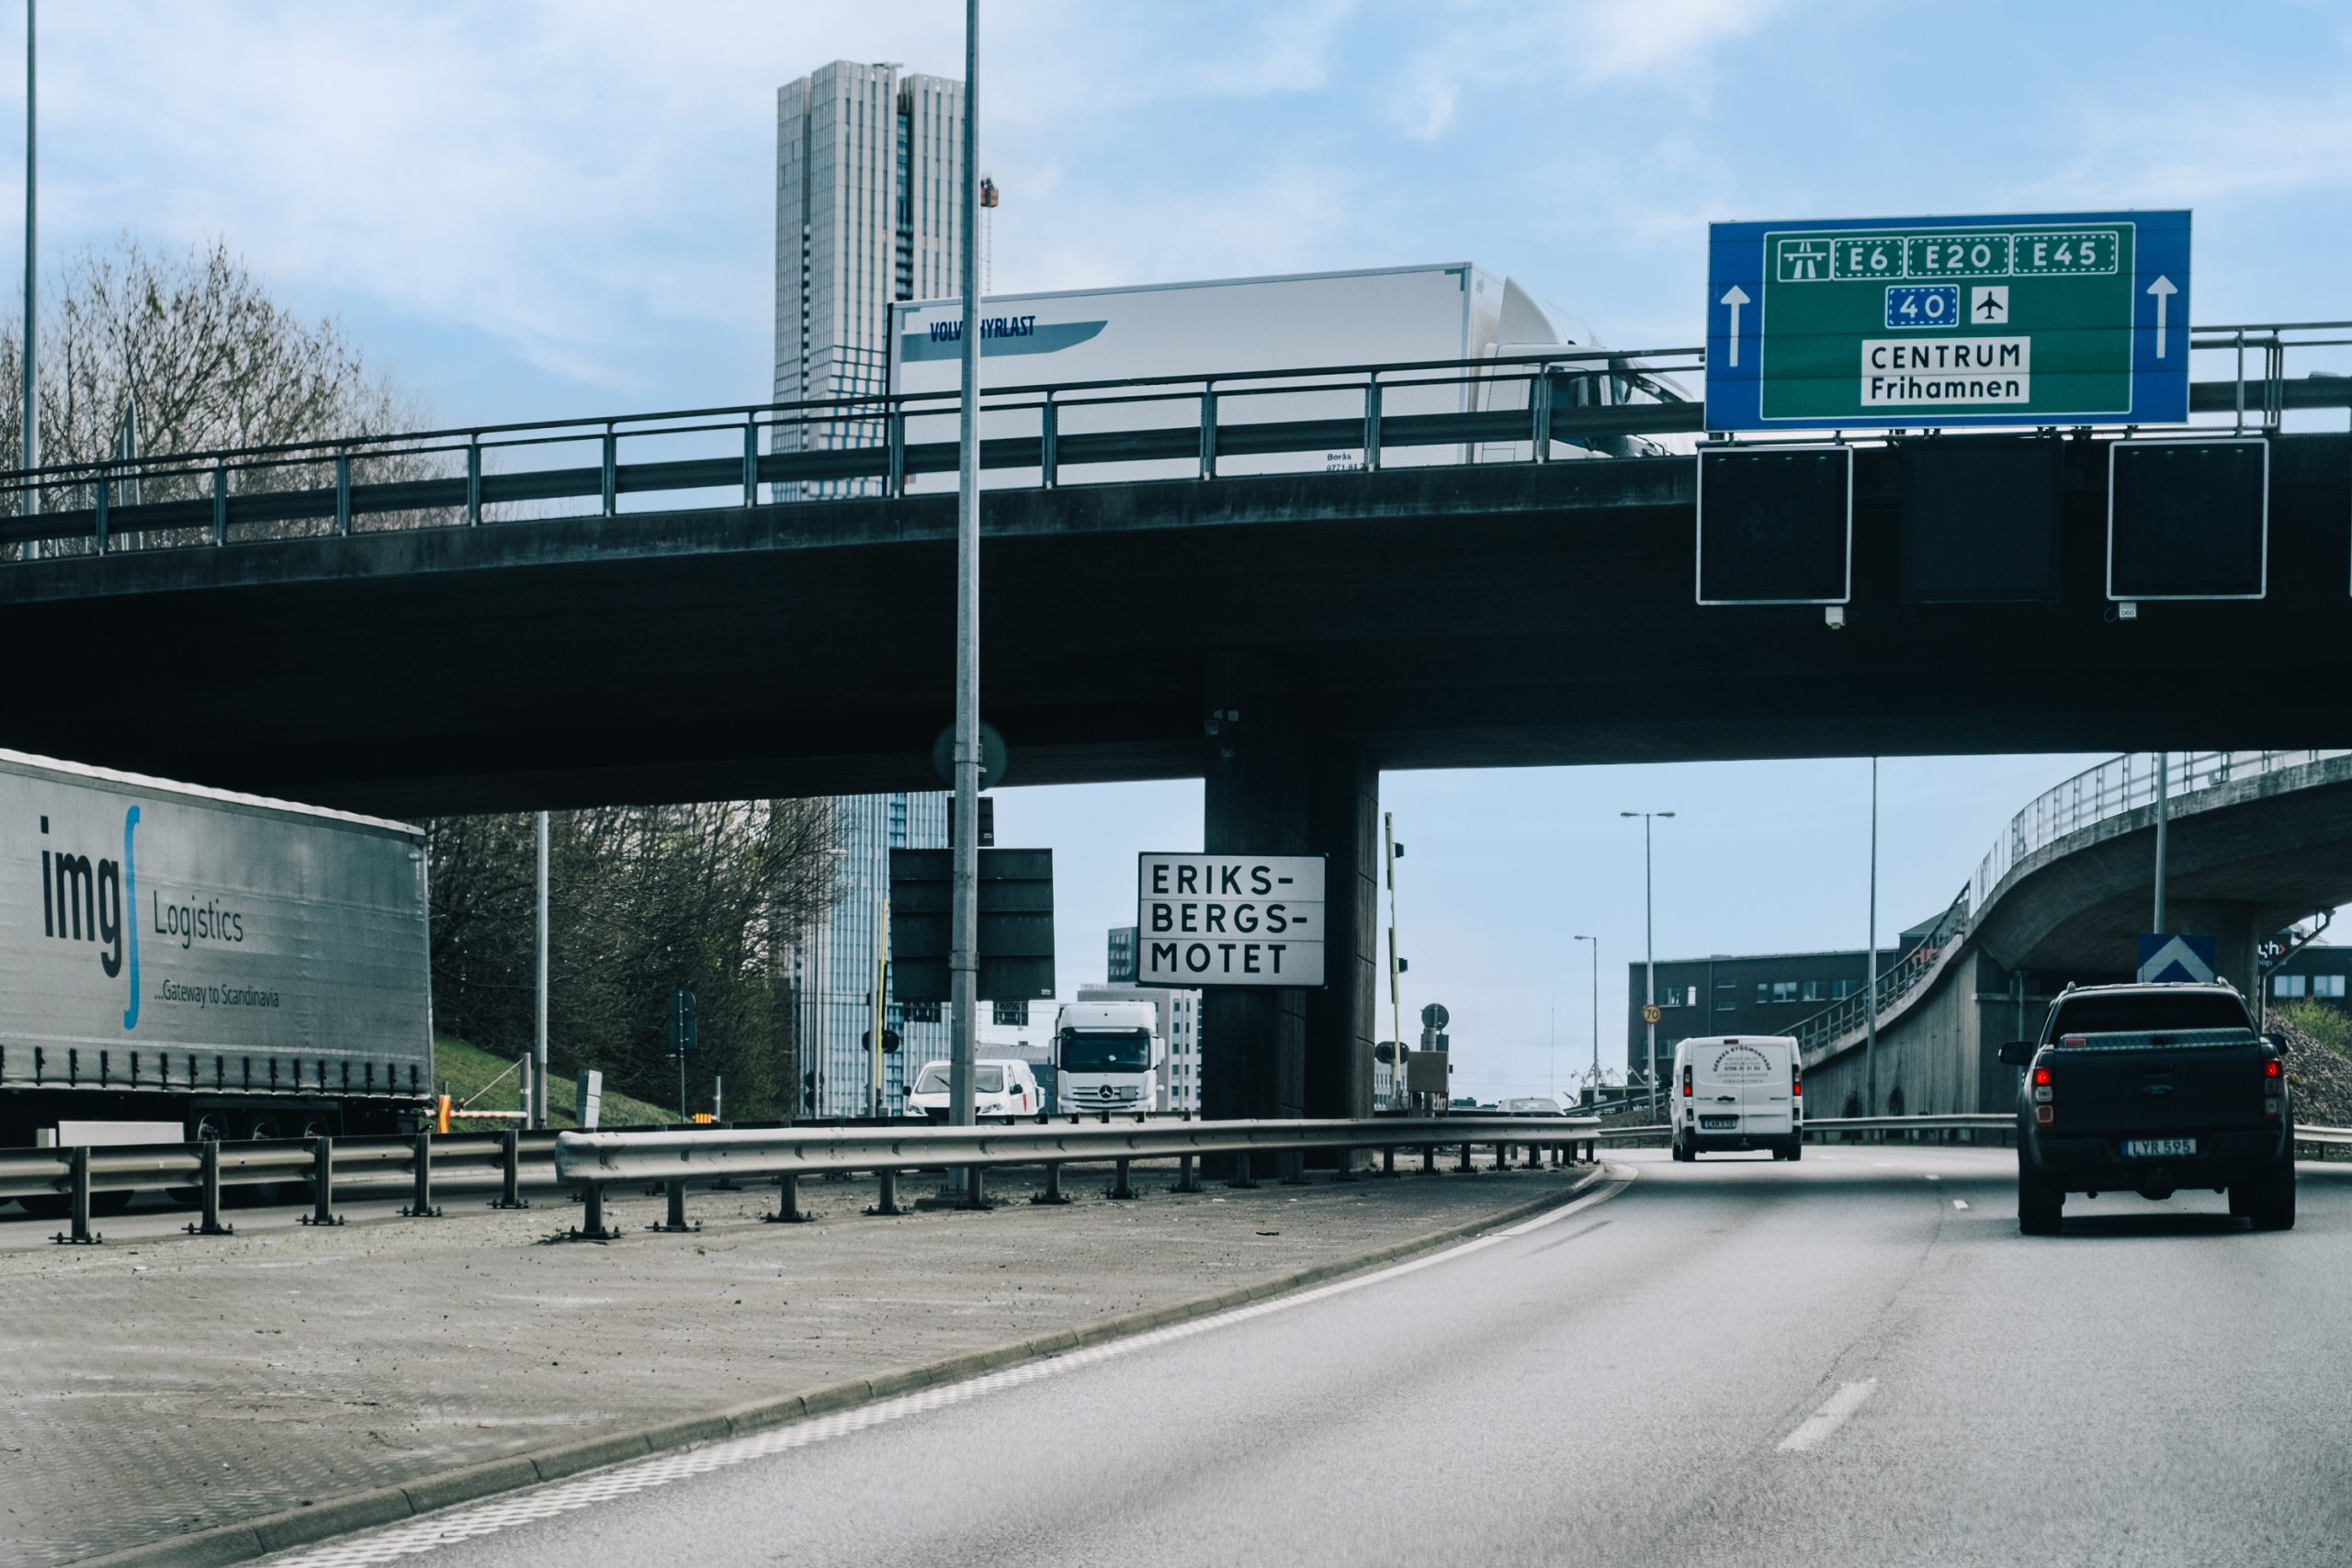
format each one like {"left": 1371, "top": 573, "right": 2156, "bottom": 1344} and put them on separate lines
{"left": 1952, "top": 1200, "right": 1969, "bottom": 1210}
{"left": 1778, "top": 1379, "right": 1879, "bottom": 1453}
{"left": 1925, "top": 1174, "right": 1940, "bottom": 1182}
{"left": 258, "top": 1172, "right": 1636, "bottom": 1566}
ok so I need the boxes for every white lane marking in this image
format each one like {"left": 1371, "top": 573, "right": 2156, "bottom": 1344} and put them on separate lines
{"left": 260, "top": 1172, "right": 1635, "bottom": 1566}
{"left": 1871, "top": 1161, "right": 1894, "bottom": 1168}
{"left": 1952, "top": 1200, "right": 1969, "bottom": 1210}
{"left": 1924, "top": 1174, "right": 1939, "bottom": 1182}
{"left": 1777, "top": 1379, "right": 1879, "bottom": 1453}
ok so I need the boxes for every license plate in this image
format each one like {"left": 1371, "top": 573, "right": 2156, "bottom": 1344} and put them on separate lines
{"left": 1700, "top": 1117, "right": 1737, "bottom": 1130}
{"left": 2120, "top": 1138, "right": 2196, "bottom": 1158}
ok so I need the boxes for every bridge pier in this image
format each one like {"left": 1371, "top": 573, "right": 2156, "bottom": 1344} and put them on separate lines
{"left": 1199, "top": 659, "right": 1374, "bottom": 1134}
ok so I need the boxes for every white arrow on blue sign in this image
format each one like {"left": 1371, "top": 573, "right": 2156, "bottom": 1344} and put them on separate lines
{"left": 2136, "top": 933, "right": 2217, "bottom": 985}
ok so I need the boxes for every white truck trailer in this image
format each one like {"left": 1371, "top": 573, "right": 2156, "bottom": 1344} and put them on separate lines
{"left": 886, "top": 262, "right": 1679, "bottom": 488}
{"left": 0, "top": 750, "right": 433, "bottom": 1196}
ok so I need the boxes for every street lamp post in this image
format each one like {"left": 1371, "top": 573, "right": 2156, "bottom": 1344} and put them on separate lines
{"left": 1573, "top": 934, "right": 1597, "bottom": 1111}
{"left": 1622, "top": 811, "right": 1675, "bottom": 1120}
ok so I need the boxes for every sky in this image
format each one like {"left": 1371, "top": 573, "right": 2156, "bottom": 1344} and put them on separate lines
{"left": 8, "top": 0, "right": 2351, "bottom": 1099}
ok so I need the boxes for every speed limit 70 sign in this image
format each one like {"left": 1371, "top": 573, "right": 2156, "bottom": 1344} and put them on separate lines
{"left": 1642, "top": 1003, "right": 1664, "bottom": 1025}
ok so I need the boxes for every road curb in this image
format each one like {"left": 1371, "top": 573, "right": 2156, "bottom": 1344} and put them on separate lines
{"left": 76, "top": 1163, "right": 1611, "bottom": 1567}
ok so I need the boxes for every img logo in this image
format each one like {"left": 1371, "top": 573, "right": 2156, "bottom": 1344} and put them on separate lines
{"left": 39, "top": 807, "right": 141, "bottom": 1029}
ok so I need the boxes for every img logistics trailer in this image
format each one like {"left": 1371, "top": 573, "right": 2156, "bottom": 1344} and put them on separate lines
{"left": 885, "top": 261, "right": 1679, "bottom": 487}
{"left": 0, "top": 749, "right": 432, "bottom": 1152}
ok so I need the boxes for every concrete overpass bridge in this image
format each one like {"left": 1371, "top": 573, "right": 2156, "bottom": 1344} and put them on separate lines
{"left": 0, "top": 331, "right": 2346, "bottom": 1128}
{"left": 1798, "top": 750, "right": 2352, "bottom": 1118}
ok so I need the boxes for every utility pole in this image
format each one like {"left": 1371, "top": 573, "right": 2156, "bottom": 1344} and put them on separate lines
{"left": 19, "top": 0, "right": 35, "bottom": 558}
{"left": 870, "top": 896, "right": 890, "bottom": 1119}
{"left": 2153, "top": 751, "right": 2169, "bottom": 933}
{"left": 1574, "top": 934, "right": 1597, "bottom": 1109}
{"left": 1866, "top": 758, "right": 1880, "bottom": 1119}
{"left": 1622, "top": 811, "right": 1674, "bottom": 1119}
{"left": 533, "top": 811, "right": 548, "bottom": 1128}
{"left": 946, "top": 0, "right": 984, "bottom": 1189}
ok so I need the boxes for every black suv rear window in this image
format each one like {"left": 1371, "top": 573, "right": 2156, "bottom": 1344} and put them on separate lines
{"left": 2046, "top": 991, "right": 2253, "bottom": 1038}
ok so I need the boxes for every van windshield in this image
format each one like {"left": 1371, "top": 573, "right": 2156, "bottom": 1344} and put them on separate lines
{"left": 911, "top": 1064, "right": 1008, "bottom": 1094}
{"left": 1061, "top": 1028, "right": 1151, "bottom": 1073}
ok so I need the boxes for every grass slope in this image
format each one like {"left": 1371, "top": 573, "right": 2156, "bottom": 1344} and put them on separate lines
{"left": 430, "top": 1036, "right": 678, "bottom": 1129}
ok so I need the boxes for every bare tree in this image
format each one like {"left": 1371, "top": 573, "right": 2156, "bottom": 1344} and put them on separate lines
{"left": 0, "top": 233, "right": 428, "bottom": 548}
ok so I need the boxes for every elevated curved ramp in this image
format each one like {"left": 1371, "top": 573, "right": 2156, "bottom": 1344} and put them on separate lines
{"left": 1801, "top": 751, "right": 2352, "bottom": 1118}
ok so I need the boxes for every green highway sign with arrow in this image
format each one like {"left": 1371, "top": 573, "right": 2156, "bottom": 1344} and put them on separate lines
{"left": 1706, "top": 210, "right": 2191, "bottom": 431}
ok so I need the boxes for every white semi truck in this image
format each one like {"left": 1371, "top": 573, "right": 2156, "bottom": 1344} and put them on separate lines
{"left": 886, "top": 262, "right": 1685, "bottom": 489}
{"left": 0, "top": 749, "right": 433, "bottom": 1211}
{"left": 1052, "top": 998, "right": 1164, "bottom": 1114}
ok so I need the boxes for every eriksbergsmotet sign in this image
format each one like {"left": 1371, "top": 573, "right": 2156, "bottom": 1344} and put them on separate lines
{"left": 1705, "top": 210, "right": 2190, "bottom": 431}
{"left": 1136, "top": 852, "right": 1325, "bottom": 987}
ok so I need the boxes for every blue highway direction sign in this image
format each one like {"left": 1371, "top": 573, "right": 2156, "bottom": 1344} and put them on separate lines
{"left": 1707, "top": 210, "right": 2191, "bottom": 432}
{"left": 2136, "top": 933, "right": 2218, "bottom": 985}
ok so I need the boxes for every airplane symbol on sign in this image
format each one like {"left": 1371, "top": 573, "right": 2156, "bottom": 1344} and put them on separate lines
{"left": 1972, "top": 285, "right": 2009, "bottom": 321}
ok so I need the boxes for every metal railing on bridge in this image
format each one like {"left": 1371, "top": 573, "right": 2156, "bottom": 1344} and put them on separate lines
{"left": 0, "top": 319, "right": 2342, "bottom": 559}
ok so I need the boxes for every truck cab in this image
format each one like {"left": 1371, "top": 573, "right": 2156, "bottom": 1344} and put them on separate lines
{"left": 1998, "top": 981, "right": 2293, "bottom": 1234}
{"left": 1054, "top": 1000, "right": 1163, "bottom": 1114}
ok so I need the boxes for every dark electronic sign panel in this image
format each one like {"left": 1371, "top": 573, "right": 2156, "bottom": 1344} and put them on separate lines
{"left": 1696, "top": 445, "right": 1853, "bottom": 604}
{"left": 2108, "top": 437, "right": 2267, "bottom": 601}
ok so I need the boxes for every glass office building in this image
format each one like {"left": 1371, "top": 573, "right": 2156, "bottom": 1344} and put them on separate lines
{"left": 795, "top": 792, "right": 950, "bottom": 1118}
{"left": 775, "top": 61, "right": 967, "bottom": 494}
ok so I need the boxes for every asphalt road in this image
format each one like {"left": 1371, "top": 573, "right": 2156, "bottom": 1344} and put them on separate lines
{"left": 262, "top": 1145, "right": 2352, "bottom": 1568}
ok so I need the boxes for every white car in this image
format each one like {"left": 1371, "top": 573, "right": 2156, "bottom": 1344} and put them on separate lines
{"left": 905, "top": 1059, "right": 1042, "bottom": 1120}
{"left": 1668, "top": 1035, "right": 1803, "bottom": 1161}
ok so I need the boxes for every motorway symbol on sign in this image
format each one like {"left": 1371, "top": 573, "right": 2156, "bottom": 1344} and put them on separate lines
{"left": 1137, "top": 852, "right": 1327, "bottom": 988}
{"left": 1705, "top": 209, "right": 2190, "bottom": 431}
{"left": 2136, "top": 933, "right": 2218, "bottom": 985}
{"left": 1643, "top": 1003, "right": 1663, "bottom": 1025}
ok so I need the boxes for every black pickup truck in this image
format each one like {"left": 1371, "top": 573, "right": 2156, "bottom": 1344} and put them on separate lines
{"left": 1996, "top": 981, "right": 2294, "bottom": 1235}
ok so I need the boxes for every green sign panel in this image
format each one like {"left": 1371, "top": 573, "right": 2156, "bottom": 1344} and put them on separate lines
{"left": 1707, "top": 210, "right": 2190, "bottom": 430}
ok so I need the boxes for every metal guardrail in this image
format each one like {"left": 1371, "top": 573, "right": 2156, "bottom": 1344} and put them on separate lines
{"left": 0, "top": 319, "right": 2342, "bottom": 558}
{"left": 553, "top": 1114, "right": 1600, "bottom": 1235}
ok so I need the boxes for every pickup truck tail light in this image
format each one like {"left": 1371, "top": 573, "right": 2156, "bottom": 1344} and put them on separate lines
{"left": 2264, "top": 1055, "right": 2283, "bottom": 1121}
{"left": 2032, "top": 1064, "right": 2054, "bottom": 1126}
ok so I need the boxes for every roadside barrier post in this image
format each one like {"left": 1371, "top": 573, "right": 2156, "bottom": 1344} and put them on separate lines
{"left": 187, "top": 1140, "right": 233, "bottom": 1236}
{"left": 763, "top": 1173, "right": 809, "bottom": 1224}
{"left": 1169, "top": 1155, "right": 1204, "bottom": 1194}
{"left": 869, "top": 1168, "right": 908, "bottom": 1215}
{"left": 1335, "top": 1146, "right": 1360, "bottom": 1182}
{"left": 1381, "top": 1145, "right": 1397, "bottom": 1178}
{"left": 961, "top": 1168, "right": 989, "bottom": 1210}
{"left": 400, "top": 1130, "right": 443, "bottom": 1218}
{"left": 1230, "top": 1152, "right": 1259, "bottom": 1190}
{"left": 1421, "top": 1143, "right": 1437, "bottom": 1174}
{"left": 649, "top": 1179, "right": 696, "bottom": 1233}
{"left": 1524, "top": 1142, "right": 1544, "bottom": 1170}
{"left": 51, "top": 1145, "right": 99, "bottom": 1245}
{"left": 490, "top": 1129, "right": 528, "bottom": 1210}
{"left": 1110, "top": 1157, "right": 1135, "bottom": 1200}
{"left": 1280, "top": 1151, "right": 1309, "bottom": 1186}
{"left": 1457, "top": 1142, "right": 1475, "bottom": 1174}
{"left": 1032, "top": 1162, "right": 1070, "bottom": 1204}
{"left": 299, "top": 1136, "right": 344, "bottom": 1226}
{"left": 564, "top": 1182, "right": 621, "bottom": 1242}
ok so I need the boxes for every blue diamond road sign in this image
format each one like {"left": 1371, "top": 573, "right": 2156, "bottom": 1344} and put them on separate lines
{"left": 1706, "top": 209, "right": 2191, "bottom": 432}
{"left": 2136, "top": 933, "right": 2217, "bottom": 985}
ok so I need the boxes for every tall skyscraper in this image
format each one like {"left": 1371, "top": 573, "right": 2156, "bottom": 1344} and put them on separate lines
{"left": 775, "top": 61, "right": 967, "bottom": 1116}
{"left": 775, "top": 61, "right": 967, "bottom": 489}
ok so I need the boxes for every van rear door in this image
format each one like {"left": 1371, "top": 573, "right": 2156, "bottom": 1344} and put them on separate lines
{"left": 1691, "top": 1040, "right": 1792, "bottom": 1137}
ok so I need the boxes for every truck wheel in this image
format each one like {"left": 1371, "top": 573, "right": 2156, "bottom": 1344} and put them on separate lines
{"left": 2018, "top": 1159, "right": 2064, "bottom": 1235}
{"left": 2245, "top": 1160, "right": 2296, "bottom": 1232}
{"left": 1788, "top": 1141, "right": 1804, "bottom": 1163}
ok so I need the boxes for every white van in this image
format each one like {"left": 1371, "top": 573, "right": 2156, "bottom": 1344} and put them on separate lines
{"left": 1668, "top": 1036, "right": 1803, "bottom": 1161}
{"left": 905, "top": 1059, "right": 1043, "bottom": 1121}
